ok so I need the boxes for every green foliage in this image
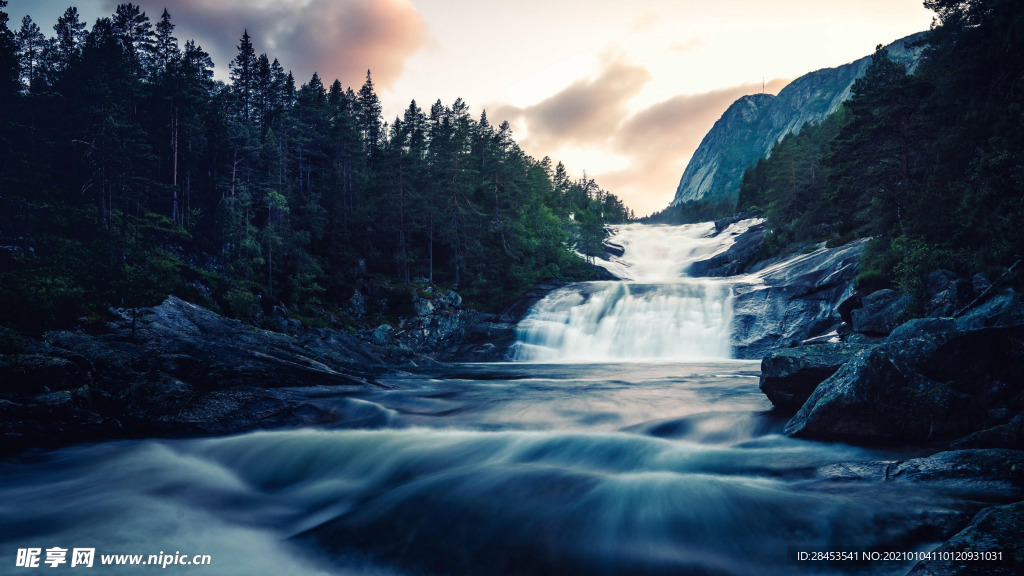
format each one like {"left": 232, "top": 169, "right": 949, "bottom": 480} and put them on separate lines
{"left": 736, "top": 109, "right": 847, "bottom": 256}
{"left": 0, "top": 326, "right": 26, "bottom": 354}
{"left": 738, "top": 2, "right": 1024, "bottom": 290}
{"left": 223, "top": 287, "right": 259, "bottom": 323}
{"left": 854, "top": 238, "right": 898, "bottom": 292}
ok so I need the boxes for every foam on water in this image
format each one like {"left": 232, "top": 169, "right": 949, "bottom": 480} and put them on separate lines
{"left": 513, "top": 222, "right": 754, "bottom": 361}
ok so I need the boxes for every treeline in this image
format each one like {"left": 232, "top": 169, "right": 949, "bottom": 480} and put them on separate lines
{"left": 641, "top": 198, "right": 735, "bottom": 225}
{"left": 737, "top": 0, "right": 1023, "bottom": 302}
{"left": 0, "top": 2, "right": 632, "bottom": 333}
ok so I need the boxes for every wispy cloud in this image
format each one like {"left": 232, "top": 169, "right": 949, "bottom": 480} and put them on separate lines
{"left": 119, "top": 0, "right": 425, "bottom": 88}
{"left": 667, "top": 38, "right": 704, "bottom": 54}
{"left": 495, "top": 72, "right": 789, "bottom": 215}
{"left": 600, "top": 78, "right": 790, "bottom": 214}
{"left": 498, "top": 56, "right": 650, "bottom": 152}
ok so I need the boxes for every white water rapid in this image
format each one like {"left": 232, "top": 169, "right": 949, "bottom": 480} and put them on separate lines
{"left": 512, "top": 222, "right": 754, "bottom": 362}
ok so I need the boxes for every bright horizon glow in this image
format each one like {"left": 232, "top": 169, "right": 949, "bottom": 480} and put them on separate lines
{"left": 8, "top": 0, "right": 935, "bottom": 216}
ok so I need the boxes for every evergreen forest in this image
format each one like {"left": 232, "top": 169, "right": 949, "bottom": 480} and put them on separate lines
{"left": 736, "top": 0, "right": 1023, "bottom": 304}
{"left": 0, "top": 1, "right": 634, "bottom": 334}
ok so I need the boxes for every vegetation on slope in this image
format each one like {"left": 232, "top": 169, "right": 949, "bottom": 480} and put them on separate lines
{"left": 736, "top": 0, "right": 1023, "bottom": 302}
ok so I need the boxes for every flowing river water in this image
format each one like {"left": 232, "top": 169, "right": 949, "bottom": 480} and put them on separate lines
{"left": 0, "top": 224, "right": 1005, "bottom": 575}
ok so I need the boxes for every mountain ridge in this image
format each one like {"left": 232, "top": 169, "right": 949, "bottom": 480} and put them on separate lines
{"left": 671, "top": 32, "right": 927, "bottom": 207}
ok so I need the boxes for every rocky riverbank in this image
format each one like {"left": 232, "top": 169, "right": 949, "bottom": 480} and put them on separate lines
{"left": 683, "top": 212, "right": 1023, "bottom": 573}
{"left": 0, "top": 271, "right": 569, "bottom": 454}
{"left": 0, "top": 296, "right": 391, "bottom": 454}
{"left": 755, "top": 273, "right": 1024, "bottom": 573}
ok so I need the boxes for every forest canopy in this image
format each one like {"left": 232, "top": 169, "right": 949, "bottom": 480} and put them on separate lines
{"left": 0, "top": 2, "right": 633, "bottom": 333}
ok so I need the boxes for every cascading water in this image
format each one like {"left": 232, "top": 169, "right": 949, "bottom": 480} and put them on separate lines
{"left": 2, "top": 219, "right": 999, "bottom": 576}
{"left": 512, "top": 222, "right": 746, "bottom": 362}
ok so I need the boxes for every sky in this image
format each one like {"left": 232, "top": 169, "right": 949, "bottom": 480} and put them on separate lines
{"left": 8, "top": 0, "right": 935, "bottom": 216}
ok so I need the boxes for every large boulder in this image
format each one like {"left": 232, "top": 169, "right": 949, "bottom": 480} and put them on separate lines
{"left": 836, "top": 289, "right": 866, "bottom": 326}
{"left": 951, "top": 417, "right": 1024, "bottom": 451}
{"left": 908, "top": 500, "right": 1024, "bottom": 576}
{"left": 0, "top": 353, "right": 90, "bottom": 396}
{"left": 759, "top": 342, "right": 871, "bottom": 411}
{"left": 890, "top": 449, "right": 1024, "bottom": 497}
{"left": 785, "top": 323, "right": 1024, "bottom": 443}
{"left": 851, "top": 288, "right": 909, "bottom": 335}
{"left": 1, "top": 296, "right": 385, "bottom": 454}
{"left": 924, "top": 269, "right": 971, "bottom": 317}
{"left": 955, "top": 292, "right": 1024, "bottom": 330}
{"left": 783, "top": 348, "right": 963, "bottom": 441}
{"left": 447, "top": 312, "right": 517, "bottom": 362}
{"left": 881, "top": 317, "right": 960, "bottom": 366}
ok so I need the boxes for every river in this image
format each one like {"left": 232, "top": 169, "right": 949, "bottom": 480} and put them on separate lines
{"left": 0, "top": 223, "right": 1001, "bottom": 575}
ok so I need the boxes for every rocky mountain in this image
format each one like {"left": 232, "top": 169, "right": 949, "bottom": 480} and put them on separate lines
{"left": 672, "top": 32, "right": 926, "bottom": 207}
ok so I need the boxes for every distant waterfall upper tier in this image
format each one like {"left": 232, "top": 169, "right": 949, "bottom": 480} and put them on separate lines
{"left": 512, "top": 222, "right": 752, "bottom": 362}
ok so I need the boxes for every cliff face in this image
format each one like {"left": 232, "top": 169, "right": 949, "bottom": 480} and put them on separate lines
{"left": 672, "top": 32, "right": 926, "bottom": 206}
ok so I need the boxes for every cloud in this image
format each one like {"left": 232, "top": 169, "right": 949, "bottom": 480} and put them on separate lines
{"left": 630, "top": 11, "right": 658, "bottom": 33}
{"left": 596, "top": 78, "right": 790, "bottom": 215}
{"left": 119, "top": 0, "right": 424, "bottom": 88}
{"left": 518, "top": 57, "right": 650, "bottom": 151}
{"left": 667, "top": 38, "right": 704, "bottom": 54}
{"left": 615, "top": 79, "right": 789, "bottom": 156}
{"left": 490, "top": 73, "right": 790, "bottom": 216}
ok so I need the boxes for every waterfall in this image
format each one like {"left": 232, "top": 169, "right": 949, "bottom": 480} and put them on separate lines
{"left": 512, "top": 222, "right": 744, "bottom": 362}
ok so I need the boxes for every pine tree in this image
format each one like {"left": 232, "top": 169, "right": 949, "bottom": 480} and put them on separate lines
{"left": 827, "top": 46, "right": 926, "bottom": 238}
{"left": 229, "top": 30, "right": 257, "bottom": 122}
{"left": 254, "top": 53, "right": 273, "bottom": 130}
{"left": 52, "top": 7, "right": 87, "bottom": 72}
{"left": 181, "top": 40, "right": 213, "bottom": 86}
{"left": 0, "top": 1, "right": 19, "bottom": 102}
{"left": 111, "top": 3, "right": 154, "bottom": 78}
{"left": 356, "top": 69, "right": 382, "bottom": 162}
{"left": 153, "top": 8, "right": 178, "bottom": 73}
{"left": 270, "top": 58, "right": 287, "bottom": 110}
{"left": 15, "top": 15, "right": 45, "bottom": 91}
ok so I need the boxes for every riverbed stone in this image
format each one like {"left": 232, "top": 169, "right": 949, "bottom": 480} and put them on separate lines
{"left": 784, "top": 348, "right": 964, "bottom": 442}
{"left": 759, "top": 342, "right": 871, "bottom": 411}
{"left": 907, "top": 500, "right": 1024, "bottom": 576}
{"left": 851, "top": 289, "right": 909, "bottom": 335}
{"left": 950, "top": 417, "right": 1024, "bottom": 451}
{"left": 731, "top": 238, "right": 867, "bottom": 358}
{"left": 688, "top": 219, "right": 766, "bottom": 277}
{"left": 787, "top": 323, "right": 1024, "bottom": 443}
{"left": 890, "top": 449, "right": 1024, "bottom": 497}
{"left": 1, "top": 296, "right": 386, "bottom": 454}
{"left": 955, "top": 292, "right": 1024, "bottom": 330}
{"left": 924, "top": 269, "right": 970, "bottom": 317}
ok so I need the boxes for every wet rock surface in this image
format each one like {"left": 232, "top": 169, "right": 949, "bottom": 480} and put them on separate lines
{"left": 731, "top": 238, "right": 867, "bottom": 358}
{"left": 783, "top": 324, "right": 1024, "bottom": 443}
{"left": 783, "top": 348, "right": 961, "bottom": 442}
{"left": 891, "top": 449, "right": 1024, "bottom": 498}
{"left": 443, "top": 280, "right": 572, "bottom": 362}
{"left": 759, "top": 342, "right": 872, "bottom": 411}
{"left": 908, "top": 500, "right": 1024, "bottom": 576}
{"left": 688, "top": 218, "right": 766, "bottom": 277}
{"left": 1, "top": 296, "right": 388, "bottom": 454}
{"left": 850, "top": 288, "right": 910, "bottom": 335}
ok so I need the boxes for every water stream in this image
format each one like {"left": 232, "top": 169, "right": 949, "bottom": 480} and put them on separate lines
{"left": 513, "top": 222, "right": 745, "bottom": 361}
{"left": 0, "top": 224, "right": 1003, "bottom": 576}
